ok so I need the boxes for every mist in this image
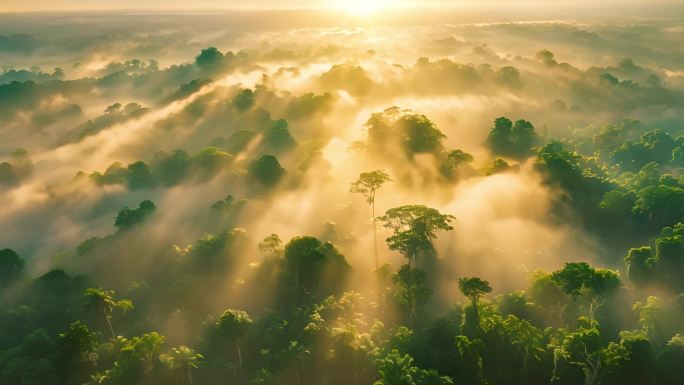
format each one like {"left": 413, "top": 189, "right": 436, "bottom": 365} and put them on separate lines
{"left": 1, "top": 4, "right": 684, "bottom": 385}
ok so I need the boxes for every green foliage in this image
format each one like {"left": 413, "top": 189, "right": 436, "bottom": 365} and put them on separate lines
{"left": 151, "top": 149, "right": 190, "bottom": 186}
{"left": 624, "top": 223, "right": 684, "bottom": 291}
{"left": 445, "top": 149, "right": 474, "bottom": 169}
{"left": 159, "top": 345, "right": 203, "bottom": 385}
{"left": 458, "top": 277, "right": 492, "bottom": 305}
{"left": 392, "top": 266, "right": 433, "bottom": 325}
{"left": 632, "top": 184, "right": 684, "bottom": 228}
{"left": 258, "top": 234, "right": 284, "bottom": 258}
{"left": 195, "top": 47, "right": 232, "bottom": 74}
{"left": 603, "top": 333, "right": 656, "bottom": 385}
{"left": 93, "top": 146, "right": 234, "bottom": 189}
{"left": 657, "top": 335, "right": 684, "bottom": 384}
{"left": 366, "top": 107, "right": 447, "bottom": 158}
{"left": 4, "top": 30, "right": 684, "bottom": 385}
{"left": 374, "top": 349, "right": 416, "bottom": 385}
{"left": 189, "top": 228, "right": 247, "bottom": 271}
{"left": 263, "top": 119, "right": 296, "bottom": 152}
{"left": 0, "top": 248, "right": 25, "bottom": 291}
{"left": 211, "top": 194, "right": 247, "bottom": 212}
{"left": 487, "top": 117, "right": 539, "bottom": 159}
{"left": 90, "top": 332, "right": 165, "bottom": 385}
{"left": 379, "top": 205, "right": 454, "bottom": 263}
{"left": 320, "top": 64, "right": 373, "bottom": 96}
{"left": 216, "top": 310, "right": 253, "bottom": 340}
{"left": 282, "top": 236, "right": 350, "bottom": 302}
{"left": 126, "top": 161, "right": 156, "bottom": 189}
{"left": 610, "top": 129, "right": 679, "bottom": 172}
{"left": 350, "top": 170, "right": 392, "bottom": 204}
{"left": 536, "top": 142, "right": 613, "bottom": 216}
{"left": 233, "top": 88, "right": 256, "bottom": 111}
{"left": 0, "top": 161, "right": 19, "bottom": 186}
{"left": 550, "top": 262, "right": 621, "bottom": 303}
{"left": 113, "top": 200, "right": 156, "bottom": 229}
{"left": 248, "top": 155, "right": 286, "bottom": 187}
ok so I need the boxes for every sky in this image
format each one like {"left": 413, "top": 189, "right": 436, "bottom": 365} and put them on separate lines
{"left": 0, "top": 0, "right": 677, "bottom": 12}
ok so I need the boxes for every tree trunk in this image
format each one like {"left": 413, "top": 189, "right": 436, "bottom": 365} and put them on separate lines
{"left": 103, "top": 307, "right": 116, "bottom": 339}
{"left": 372, "top": 200, "right": 378, "bottom": 269}
{"left": 550, "top": 354, "right": 559, "bottom": 385}
{"left": 294, "top": 268, "right": 300, "bottom": 306}
{"left": 237, "top": 340, "right": 245, "bottom": 384}
{"left": 187, "top": 368, "right": 195, "bottom": 385}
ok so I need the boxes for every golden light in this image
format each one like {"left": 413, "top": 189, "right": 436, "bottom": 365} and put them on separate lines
{"left": 331, "top": 0, "right": 404, "bottom": 17}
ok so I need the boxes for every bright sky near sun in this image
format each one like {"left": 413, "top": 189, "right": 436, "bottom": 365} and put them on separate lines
{"left": 0, "top": 0, "right": 670, "bottom": 13}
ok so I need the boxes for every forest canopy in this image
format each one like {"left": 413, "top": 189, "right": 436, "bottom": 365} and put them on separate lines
{"left": 1, "top": 3, "right": 684, "bottom": 385}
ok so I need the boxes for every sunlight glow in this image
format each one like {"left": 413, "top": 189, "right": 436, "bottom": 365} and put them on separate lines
{"left": 331, "top": 0, "right": 405, "bottom": 16}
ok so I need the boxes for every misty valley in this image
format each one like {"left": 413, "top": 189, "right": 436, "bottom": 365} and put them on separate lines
{"left": 1, "top": 4, "right": 684, "bottom": 385}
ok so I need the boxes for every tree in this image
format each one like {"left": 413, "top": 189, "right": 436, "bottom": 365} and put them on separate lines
{"left": 263, "top": 119, "right": 296, "bottom": 153}
{"left": 281, "top": 236, "right": 350, "bottom": 306}
{"left": 550, "top": 263, "right": 596, "bottom": 299}
{"left": 454, "top": 336, "right": 486, "bottom": 385}
{"left": 117, "top": 299, "right": 134, "bottom": 334}
{"left": 127, "top": 161, "right": 156, "bottom": 189}
{"left": 83, "top": 288, "right": 133, "bottom": 339}
{"left": 624, "top": 247, "right": 655, "bottom": 286}
{"left": 603, "top": 333, "right": 656, "bottom": 385}
{"left": 393, "top": 265, "right": 433, "bottom": 326}
{"left": 486, "top": 117, "right": 538, "bottom": 159}
{"left": 125, "top": 332, "right": 166, "bottom": 381}
{"left": 114, "top": 200, "right": 156, "bottom": 230}
{"left": 0, "top": 248, "right": 25, "bottom": 302}
{"left": 374, "top": 349, "right": 417, "bottom": 385}
{"left": 151, "top": 149, "right": 190, "bottom": 186}
{"left": 458, "top": 277, "right": 492, "bottom": 336}
{"left": 379, "top": 205, "right": 455, "bottom": 267}
{"left": 283, "top": 340, "right": 310, "bottom": 385}
{"left": 365, "top": 107, "right": 446, "bottom": 158}
{"left": 458, "top": 277, "right": 492, "bottom": 308}
{"left": 657, "top": 334, "right": 684, "bottom": 385}
{"left": 284, "top": 236, "right": 325, "bottom": 291}
{"left": 0, "top": 161, "right": 19, "bottom": 186}
{"left": 91, "top": 332, "right": 166, "bottom": 385}
{"left": 632, "top": 184, "right": 684, "bottom": 228}
{"left": 83, "top": 288, "right": 117, "bottom": 339}
{"left": 550, "top": 318, "right": 604, "bottom": 385}
{"left": 195, "top": 47, "right": 229, "bottom": 74}
{"left": 398, "top": 114, "right": 446, "bottom": 156}
{"left": 550, "top": 262, "right": 620, "bottom": 321}
{"left": 232, "top": 88, "right": 255, "bottom": 111}
{"left": 216, "top": 309, "right": 253, "bottom": 383}
{"left": 445, "top": 149, "right": 474, "bottom": 169}
{"left": 350, "top": 170, "right": 392, "bottom": 269}
{"left": 159, "top": 345, "right": 203, "bottom": 385}
{"left": 258, "top": 234, "right": 284, "bottom": 258}
{"left": 55, "top": 321, "right": 100, "bottom": 384}
{"left": 633, "top": 296, "right": 664, "bottom": 343}
{"left": 248, "top": 155, "right": 286, "bottom": 187}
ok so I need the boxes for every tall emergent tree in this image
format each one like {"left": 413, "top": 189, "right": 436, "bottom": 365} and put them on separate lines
{"left": 0, "top": 248, "right": 25, "bottom": 303}
{"left": 216, "top": 309, "right": 253, "bottom": 384}
{"left": 458, "top": 277, "right": 492, "bottom": 336}
{"left": 379, "top": 205, "right": 455, "bottom": 268}
{"left": 458, "top": 277, "right": 492, "bottom": 311}
{"left": 160, "top": 345, "right": 204, "bottom": 385}
{"left": 83, "top": 287, "right": 133, "bottom": 339}
{"left": 350, "top": 170, "right": 392, "bottom": 269}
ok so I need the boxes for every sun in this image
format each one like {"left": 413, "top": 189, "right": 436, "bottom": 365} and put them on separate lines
{"left": 331, "top": 0, "right": 402, "bottom": 17}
